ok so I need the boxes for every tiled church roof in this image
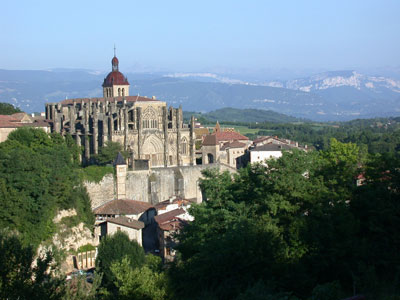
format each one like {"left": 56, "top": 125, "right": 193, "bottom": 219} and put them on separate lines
{"left": 59, "top": 95, "right": 158, "bottom": 105}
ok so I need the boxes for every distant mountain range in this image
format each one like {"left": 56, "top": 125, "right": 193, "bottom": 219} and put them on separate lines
{"left": 0, "top": 68, "right": 399, "bottom": 121}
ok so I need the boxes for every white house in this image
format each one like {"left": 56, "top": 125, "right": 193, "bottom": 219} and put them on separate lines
{"left": 250, "top": 144, "right": 295, "bottom": 165}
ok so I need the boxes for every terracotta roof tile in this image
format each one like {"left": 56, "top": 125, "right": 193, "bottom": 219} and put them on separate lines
{"left": 251, "top": 143, "right": 293, "bottom": 152}
{"left": 253, "top": 136, "right": 272, "bottom": 144}
{"left": 202, "top": 134, "right": 218, "bottom": 146}
{"left": 0, "top": 115, "right": 22, "bottom": 128}
{"left": 60, "top": 96, "right": 158, "bottom": 105}
{"left": 103, "top": 71, "right": 129, "bottom": 86}
{"left": 220, "top": 141, "right": 246, "bottom": 150}
{"left": 100, "top": 216, "right": 144, "bottom": 230}
{"left": 215, "top": 131, "right": 249, "bottom": 141}
{"left": 159, "top": 218, "right": 187, "bottom": 231}
{"left": 154, "top": 208, "right": 185, "bottom": 224}
{"left": 93, "top": 199, "right": 154, "bottom": 215}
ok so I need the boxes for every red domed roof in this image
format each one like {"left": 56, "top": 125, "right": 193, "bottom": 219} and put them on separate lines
{"left": 103, "top": 55, "right": 129, "bottom": 86}
{"left": 103, "top": 71, "right": 129, "bottom": 86}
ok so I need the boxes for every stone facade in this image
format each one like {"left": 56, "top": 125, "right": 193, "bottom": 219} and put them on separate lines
{"left": 45, "top": 55, "right": 196, "bottom": 167}
{"left": 86, "top": 163, "right": 236, "bottom": 209}
{"left": 201, "top": 123, "right": 250, "bottom": 168}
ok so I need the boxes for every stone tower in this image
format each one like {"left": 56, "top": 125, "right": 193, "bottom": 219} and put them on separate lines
{"left": 102, "top": 49, "right": 130, "bottom": 98}
{"left": 114, "top": 152, "right": 127, "bottom": 200}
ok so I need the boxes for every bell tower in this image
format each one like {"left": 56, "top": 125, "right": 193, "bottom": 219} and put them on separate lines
{"left": 102, "top": 47, "right": 130, "bottom": 98}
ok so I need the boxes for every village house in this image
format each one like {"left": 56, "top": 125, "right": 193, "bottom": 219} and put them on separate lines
{"left": 153, "top": 197, "right": 194, "bottom": 260}
{"left": 249, "top": 136, "right": 307, "bottom": 165}
{"left": 0, "top": 112, "right": 50, "bottom": 142}
{"left": 93, "top": 199, "right": 156, "bottom": 246}
{"left": 201, "top": 121, "right": 251, "bottom": 167}
{"left": 154, "top": 208, "right": 189, "bottom": 261}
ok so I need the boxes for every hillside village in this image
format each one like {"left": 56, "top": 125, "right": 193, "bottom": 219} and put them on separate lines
{"left": 0, "top": 55, "right": 306, "bottom": 272}
{"left": 1, "top": 55, "right": 399, "bottom": 300}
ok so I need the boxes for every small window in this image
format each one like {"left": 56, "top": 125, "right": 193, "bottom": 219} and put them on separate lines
{"left": 117, "top": 226, "right": 121, "bottom": 231}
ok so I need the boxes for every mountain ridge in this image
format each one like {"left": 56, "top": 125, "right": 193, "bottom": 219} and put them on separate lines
{"left": 0, "top": 68, "right": 399, "bottom": 121}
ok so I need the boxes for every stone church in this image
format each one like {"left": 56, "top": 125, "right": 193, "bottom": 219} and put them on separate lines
{"left": 45, "top": 54, "right": 195, "bottom": 167}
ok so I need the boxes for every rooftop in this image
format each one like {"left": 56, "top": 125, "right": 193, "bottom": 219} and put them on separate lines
{"left": 202, "top": 130, "right": 249, "bottom": 147}
{"left": 251, "top": 143, "right": 294, "bottom": 152}
{"left": 158, "top": 218, "right": 187, "bottom": 231}
{"left": 100, "top": 216, "right": 144, "bottom": 230}
{"left": 220, "top": 140, "right": 247, "bottom": 150}
{"left": 114, "top": 152, "right": 126, "bottom": 166}
{"left": 93, "top": 199, "right": 154, "bottom": 215}
{"left": 154, "top": 208, "right": 185, "bottom": 225}
{"left": 59, "top": 95, "right": 159, "bottom": 106}
{"left": 0, "top": 114, "right": 50, "bottom": 129}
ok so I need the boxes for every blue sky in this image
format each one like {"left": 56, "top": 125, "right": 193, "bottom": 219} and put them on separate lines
{"left": 1, "top": 0, "right": 399, "bottom": 72}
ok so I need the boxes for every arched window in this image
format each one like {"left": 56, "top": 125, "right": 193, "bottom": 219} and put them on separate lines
{"left": 142, "top": 107, "right": 158, "bottom": 129}
{"left": 181, "top": 138, "right": 187, "bottom": 155}
{"left": 122, "top": 88, "right": 125, "bottom": 97}
{"left": 207, "top": 153, "right": 214, "bottom": 164}
{"left": 118, "top": 88, "right": 121, "bottom": 96}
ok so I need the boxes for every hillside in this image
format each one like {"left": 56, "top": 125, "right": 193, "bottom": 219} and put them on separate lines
{"left": 1, "top": 69, "right": 400, "bottom": 121}
{"left": 184, "top": 107, "right": 304, "bottom": 123}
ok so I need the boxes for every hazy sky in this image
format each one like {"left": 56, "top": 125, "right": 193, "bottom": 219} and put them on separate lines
{"left": 1, "top": 0, "right": 399, "bottom": 72}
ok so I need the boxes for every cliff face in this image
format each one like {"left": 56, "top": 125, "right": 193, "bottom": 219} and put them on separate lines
{"left": 37, "top": 209, "right": 97, "bottom": 273}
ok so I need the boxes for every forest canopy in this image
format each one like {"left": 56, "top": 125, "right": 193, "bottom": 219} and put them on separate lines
{"left": 170, "top": 141, "right": 400, "bottom": 299}
{"left": 0, "top": 128, "right": 93, "bottom": 247}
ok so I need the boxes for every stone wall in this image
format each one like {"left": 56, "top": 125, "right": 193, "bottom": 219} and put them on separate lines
{"left": 85, "top": 163, "right": 236, "bottom": 209}
{"left": 85, "top": 174, "right": 115, "bottom": 209}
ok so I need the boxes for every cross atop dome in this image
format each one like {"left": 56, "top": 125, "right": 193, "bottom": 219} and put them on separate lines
{"left": 112, "top": 45, "right": 119, "bottom": 71}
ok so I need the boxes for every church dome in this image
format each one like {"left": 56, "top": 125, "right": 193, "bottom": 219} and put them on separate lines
{"left": 103, "top": 71, "right": 129, "bottom": 86}
{"left": 103, "top": 55, "right": 129, "bottom": 87}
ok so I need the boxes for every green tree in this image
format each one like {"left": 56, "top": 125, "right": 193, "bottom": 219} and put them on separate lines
{"left": 95, "top": 141, "right": 127, "bottom": 165}
{"left": 0, "top": 128, "right": 94, "bottom": 247}
{"left": 95, "top": 231, "right": 146, "bottom": 292}
{"left": 0, "top": 102, "right": 21, "bottom": 115}
{"left": 170, "top": 145, "right": 399, "bottom": 299}
{"left": 0, "top": 230, "right": 65, "bottom": 300}
{"left": 110, "top": 256, "right": 168, "bottom": 300}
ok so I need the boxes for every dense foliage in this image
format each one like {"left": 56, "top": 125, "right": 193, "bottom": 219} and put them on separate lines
{"left": 0, "top": 102, "right": 21, "bottom": 115}
{"left": 169, "top": 141, "right": 400, "bottom": 299}
{"left": 93, "top": 140, "right": 128, "bottom": 166}
{"left": 81, "top": 165, "right": 114, "bottom": 183}
{"left": 95, "top": 231, "right": 167, "bottom": 299}
{"left": 96, "top": 231, "right": 146, "bottom": 291}
{"left": 0, "top": 128, "right": 93, "bottom": 248}
{"left": 2, "top": 121, "right": 400, "bottom": 299}
{"left": 0, "top": 230, "right": 64, "bottom": 300}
